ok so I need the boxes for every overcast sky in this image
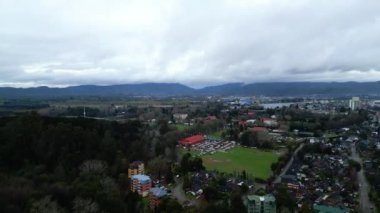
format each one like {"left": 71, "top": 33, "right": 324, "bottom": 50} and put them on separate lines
{"left": 1, "top": 0, "right": 380, "bottom": 88}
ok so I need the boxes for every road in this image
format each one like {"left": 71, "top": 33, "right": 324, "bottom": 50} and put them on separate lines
{"left": 172, "top": 181, "right": 199, "bottom": 206}
{"left": 274, "top": 143, "right": 304, "bottom": 184}
{"left": 351, "top": 144, "right": 375, "bottom": 213}
{"left": 172, "top": 182, "right": 187, "bottom": 203}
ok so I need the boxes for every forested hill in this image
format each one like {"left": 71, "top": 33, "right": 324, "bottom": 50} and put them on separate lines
{"left": 1, "top": 81, "right": 380, "bottom": 97}
{"left": 0, "top": 83, "right": 195, "bottom": 98}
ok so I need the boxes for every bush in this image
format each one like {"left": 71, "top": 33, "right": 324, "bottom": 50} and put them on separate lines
{"left": 348, "top": 160, "right": 361, "bottom": 172}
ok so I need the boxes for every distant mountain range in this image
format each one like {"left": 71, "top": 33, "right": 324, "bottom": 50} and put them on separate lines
{"left": 1, "top": 82, "right": 380, "bottom": 98}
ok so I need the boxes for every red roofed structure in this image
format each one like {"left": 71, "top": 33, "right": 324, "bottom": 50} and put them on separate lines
{"left": 250, "top": 127, "right": 268, "bottom": 133}
{"left": 247, "top": 111, "right": 255, "bottom": 116}
{"left": 239, "top": 120, "right": 247, "bottom": 126}
{"left": 179, "top": 135, "right": 205, "bottom": 146}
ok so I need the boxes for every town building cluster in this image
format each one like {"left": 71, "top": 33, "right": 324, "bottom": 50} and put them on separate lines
{"left": 123, "top": 96, "right": 377, "bottom": 212}
{"left": 275, "top": 139, "right": 357, "bottom": 212}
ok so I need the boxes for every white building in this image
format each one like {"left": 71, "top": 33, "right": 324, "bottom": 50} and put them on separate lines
{"left": 349, "top": 97, "right": 360, "bottom": 110}
{"left": 372, "top": 100, "right": 380, "bottom": 108}
{"left": 173, "top": 113, "right": 188, "bottom": 122}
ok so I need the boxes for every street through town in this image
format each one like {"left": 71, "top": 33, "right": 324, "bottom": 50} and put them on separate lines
{"left": 351, "top": 144, "right": 375, "bottom": 213}
{"left": 274, "top": 143, "right": 304, "bottom": 184}
{"left": 172, "top": 181, "right": 200, "bottom": 207}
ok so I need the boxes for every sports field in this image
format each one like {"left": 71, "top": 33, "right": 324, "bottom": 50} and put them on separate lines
{"left": 201, "top": 147, "right": 280, "bottom": 180}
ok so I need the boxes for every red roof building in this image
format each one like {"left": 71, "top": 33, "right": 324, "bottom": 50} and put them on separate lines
{"left": 261, "top": 118, "right": 278, "bottom": 127}
{"left": 250, "top": 127, "right": 268, "bottom": 133}
{"left": 239, "top": 120, "right": 247, "bottom": 126}
{"left": 247, "top": 111, "right": 256, "bottom": 117}
{"left": 261, "top": 118, "right": 273, "bottom": 122}
{"left": 179, "top": 135, "right": 205, "bottom": 146}
{"left": 207, "top": 116, "right": 217, "bottom": 120}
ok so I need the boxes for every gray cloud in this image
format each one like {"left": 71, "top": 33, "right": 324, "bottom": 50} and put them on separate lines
{"left": 1, "top": 0, "right": 380, "bottom": 88}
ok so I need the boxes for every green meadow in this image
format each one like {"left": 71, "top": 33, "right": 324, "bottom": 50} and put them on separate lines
{"left": 201, "top": 147, "right": 280, "bottom": 180}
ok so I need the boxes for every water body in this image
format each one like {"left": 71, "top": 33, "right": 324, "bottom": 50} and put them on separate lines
{"left": 261, "top": 102, "right": 297, "bottom": 109}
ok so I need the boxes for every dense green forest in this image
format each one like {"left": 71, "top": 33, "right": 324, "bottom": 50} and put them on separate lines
{"left": 0, "top": 113, "right": 182, "bottom": 213}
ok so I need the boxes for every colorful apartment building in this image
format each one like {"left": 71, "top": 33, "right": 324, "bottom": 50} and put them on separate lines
{"left": 128, "top": 161, "right": 145, "bottom": 178}
{"left": 131, "top": 174, "right": 152, "bottom": 197}
{"left": 149, "top": 187, "right": 167, "bottom": 209}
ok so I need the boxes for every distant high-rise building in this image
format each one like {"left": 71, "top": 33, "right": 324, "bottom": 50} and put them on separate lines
{"left": 245, "top": 194, "right": 276, "bottom": 213}
{"left": 349, "top": 97, "right": 360, "bottom": 110}
{"left": 372, "top": 100, "right": 380, "bottom": 108}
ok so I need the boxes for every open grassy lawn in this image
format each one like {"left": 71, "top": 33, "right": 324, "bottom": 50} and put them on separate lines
{"left": 201, "top": 147, "right": 280, "bottom": 180}
{"left": 174, "top": 123, "right": 190, "bottom": 131}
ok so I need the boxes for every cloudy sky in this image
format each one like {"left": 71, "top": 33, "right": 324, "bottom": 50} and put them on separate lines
{"left": 1, "top": 0, "right": 380, "bottom": 88}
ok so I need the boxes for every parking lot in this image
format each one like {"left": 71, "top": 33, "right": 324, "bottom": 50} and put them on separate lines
{"left": 188, "top": 137, "right": 236, "bottom": 155}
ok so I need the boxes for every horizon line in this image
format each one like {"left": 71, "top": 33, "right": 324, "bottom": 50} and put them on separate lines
{"left": 0, "top": 80, "right": 379, "bottom": 90}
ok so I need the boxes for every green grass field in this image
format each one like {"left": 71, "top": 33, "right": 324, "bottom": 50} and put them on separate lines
{"left": 201, "top": 147, "right": 280, "bottom": 180}
{"left": 174, "top": 124, "right": 190, "bottom": 131}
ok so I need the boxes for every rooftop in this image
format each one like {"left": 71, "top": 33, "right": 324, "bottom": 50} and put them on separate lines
{"left": 131, "top": 174, "right": 151, "bottom": 182}
{"left": 250, "top": 127, "right": 268, "bottom": 133}
{"left": 149, "top": 187, "right": 167, "bottom": 198}
{"left": 130, "top": 161, "right": 144, "bottom": 168}
{"left": 179, "top": 135, "right": 205, "bottom": 145}
{"left": 247, "top": 194, "right": 275, "bottom": 203}
{"left": 313, "top": 204, "right": 347, "bottom": 213}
